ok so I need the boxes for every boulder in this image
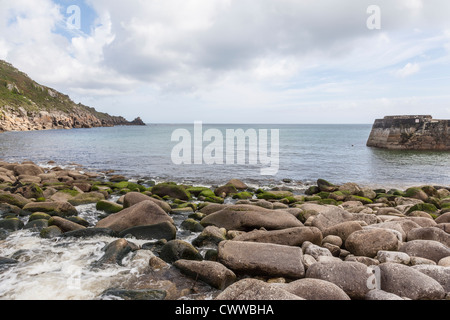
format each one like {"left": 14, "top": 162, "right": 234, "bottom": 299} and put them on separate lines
{"left": 317, "top": 179, "right": 338, "bottom": 192}
{"left": 200, "top": 204, "right": 303, "bottom": 231}
{"left": 399, "top": 240, "right": 450, "bottom": 263}
{"left": 378, "top": 263, "right": 445, "bottom": 300}
{"left": 93, "top": 238, "right": 137, "bottom": 267}
{"left": 323, "top": 221, "right": 363, "bottom": 242}
{"left": 345, "top": 228, "right": 399, "bottom": 258}
{"left": 302, "top": 241, "right": 333, "bottom": 260}
{"left": 226, "top": 179, "right": 248, "bottom": 190}
{"left": 61, "top": 228, "right": 116, "bottom": 238}
{"left": 122, "top": 192, "right": 171, "bottom": 212}
{"left": 0, "top": 218, "right": 24, "bottom": 232}
{"left": 151, "top": 183, "right": 191, "bottom": 200}
{"left": 232, "top": 227, "right": 322, "bottom": 246}
{"left": 13, "top": 164, "right": 44, "bottom": 177}
{"left": 68, "top": 192, "right": 106, "bottom": 206}
{"left": 412, "top": 265, "right": 450, "bottom": 292}
{"left": 215, "top": 278, "right": 303, "bottom": 300}
{"left": 282, "top": 278, "right": 351, "bottom": 300}
{"left": 407, "top": 227, "right": 450, "bottom": 247}
{"left": 0, "top": 191, "right": 31, "bottom": 208}
{"left": 218, "top": 240, "right": 305, "bottom": 279}
{"left": 365, "top": 289, "right": 404, "bottom": 300}
{"left": 23, "top": 201, "right": 78, "bottom": 217}
{"left": 192, "top": 226, "right": 227, "bottom": 247}
{"left": 438, "top": 256, "right": 450, "bottom": 267}
{"left": 159, "top": 240, "right": 203, "bottom": 263}
{"left": 48, "top": 216, "right": 86, "bottom": 233}
{"left": 376, "top": 251, "right": 411, "bottom": 265}
{"left": 118, "top": 221, "right": 177, "bottom": 241}
{"left": 305, "top": 261, "right": 372, "bottom": 299}
{"left": 173, "top": 259, "right": 237, "bottom": 290}
{"left": 96, "top": 200, "right": 123, "bottom": 214}
{"left": 96, "top": 200, "right": 174, "bottom": 233}
{"left": 435, "top": 212, "right": 450, "bottom": 224}
{"left": 310, "top": 206, "right": 354, "bottom": 231}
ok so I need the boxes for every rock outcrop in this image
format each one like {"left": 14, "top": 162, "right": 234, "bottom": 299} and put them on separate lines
{"left": 0, "top": 60, "right": 145, "bottom": 132}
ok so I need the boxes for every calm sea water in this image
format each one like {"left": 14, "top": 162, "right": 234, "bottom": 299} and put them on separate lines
{"left": 0, "top": 124, "right": 449, "bottom": 189}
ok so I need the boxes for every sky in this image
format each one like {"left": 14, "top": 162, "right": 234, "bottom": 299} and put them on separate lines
{"left": 1, "top": 0, "right": 450, "bottom": 124}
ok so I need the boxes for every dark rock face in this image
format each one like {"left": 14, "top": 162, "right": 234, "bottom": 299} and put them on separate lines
{"left": 367, "top": 115, "right": 450, "bottom": 150}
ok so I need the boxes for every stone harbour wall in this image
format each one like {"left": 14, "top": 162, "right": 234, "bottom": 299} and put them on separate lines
{"left": 367, "top": 115, "right": 450, "bottom": 151}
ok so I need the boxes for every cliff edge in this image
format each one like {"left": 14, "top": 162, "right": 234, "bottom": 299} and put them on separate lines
{"left": 0, "top": 60, "right": 145, "bottom": 132}
{"left": 367, "top": 115, "right": 450, "bottom": 151}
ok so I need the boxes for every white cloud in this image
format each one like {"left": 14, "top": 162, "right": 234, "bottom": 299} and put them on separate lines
{"left": 1, "top": 0, "right": 450, "bottom": 122}
{"left": 394, "top": 62, "right": 421, "bottom": 78}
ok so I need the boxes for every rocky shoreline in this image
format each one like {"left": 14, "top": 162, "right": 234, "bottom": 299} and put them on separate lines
{"left": 0, "top": 160, "right": 449, "bottom": 300}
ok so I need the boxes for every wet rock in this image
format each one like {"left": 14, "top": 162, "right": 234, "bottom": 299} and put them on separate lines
{"left": 0, "top": 218, "right": 24, "bottom": 232}
{"left": 200, "top": 204, "right": 303, "bottom": 231}
{"left": 48, "top": 216, "right": 86, "bottom": 233}
{"left": 151, "top": 183, "right": 191, "bottom": 201}
{"left": 407, "top": 227, "right": 450, "bottom": 247}
{"left": 96, "top": 200, "right": 174, "bottom": 233}
{"left": 40, "top": 225, "right": 63, "bottom": 238}
{"left": 226, "top": 179, "right": 248, "bottom": 190}
{"left": 305, "top": 261, "right": 373, "bottom": 299}
{"left": 93, "top": 238, "right": 137, "bottom": 267}
{"left": 218, "top": 240, "right": 305, "bottom": 279}
{"left": 23, "top": 201, "right": 78, "bottom": 217}
{"left": 101, "top": 288, "right": 166, "bottom": 300}
{"left": 61, "top": 228, "right": 116, "bottom": 238}
{"left": 0, "top": 257, "right": 18, "bottom": 269}
{"left": 282, "top": 278, "right": 351, "bottom": 300}
{"left": 345, "top": 228, "right": 399, "bottom": 258}
{"left": 122, "top": 192, "right": 171, "bottom": 212}
{"left": 118, "top": 221, "right": 177, "bottom": 241}
{"left": 68, "top": 192, "right": 106, "bottom": 206}
{"left": 0, "top": 191, "right": 31, "bottom": 208}
{"left": 215, "top": 278, "right": 303, "bottom": 300}
{"left": 232, "top": 227, "right": 322, "bottom": 246}
{"left": 159, "top": 240, "right": 203, "bottom": 264}
{"left": 378, "top": 263, "right": 445, "bottom": 300}
{"left": 192, "top": 226, "right": 227, "bottom": 247}
{"left": 173, "top": 259, "right": 237, "bottom": 290}
{"left": 96, "top": 200, "right": 123, "bottom": 214}
{"left": 28, "top": 212, "right": 52, "bottom": 221}
{"left": 180, "top": 218, "right": 204, "bottom": 232}
{"left": 399, "top": 240, "right": 450, "bottom": 263}
{"left": 24, "top": 219, "right": 48, "bottom": 231}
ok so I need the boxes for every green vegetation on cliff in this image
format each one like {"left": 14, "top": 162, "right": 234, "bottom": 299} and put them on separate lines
{"left": 0, "top": 59, "right": 145, "bottom": 130}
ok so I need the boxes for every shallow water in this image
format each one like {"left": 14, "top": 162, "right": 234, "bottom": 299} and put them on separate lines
{"left": 0, "top": 124, "right": 448, "bottom": 189}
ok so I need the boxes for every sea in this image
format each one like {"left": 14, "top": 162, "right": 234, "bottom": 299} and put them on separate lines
{"left": 0, "top": 123, "right": 449, "bottom": 189}
{"left": 0, "top": 123, "right": 449, "bottom": 301}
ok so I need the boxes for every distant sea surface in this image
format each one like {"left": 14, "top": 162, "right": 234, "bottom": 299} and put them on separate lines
{"left": 0, "top": 124, "right": 449, "bottom": 189}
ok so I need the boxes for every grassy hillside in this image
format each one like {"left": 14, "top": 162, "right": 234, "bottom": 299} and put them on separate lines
{"left": 0, "top": 60, "right": 128, "bottom": 123}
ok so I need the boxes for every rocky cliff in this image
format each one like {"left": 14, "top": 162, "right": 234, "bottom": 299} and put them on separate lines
{"left": 367, "top": 115, "right": 450, "bottom": 151}
{"left": 0, "top": 60, "right": 145, "bottom": 132}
